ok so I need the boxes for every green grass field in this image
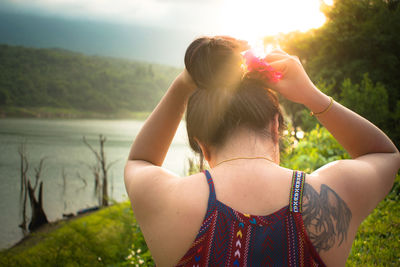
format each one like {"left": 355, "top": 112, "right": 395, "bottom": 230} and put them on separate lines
{"left": 0, "top": 201, "right": 153, "bottom": 266}
{"left": 346, "top": 175, "right": 400, "bottom": 266}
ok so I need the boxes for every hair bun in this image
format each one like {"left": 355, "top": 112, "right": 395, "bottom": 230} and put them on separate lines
{"left": 184, "top": 36, "right": 245, "bottom": 91}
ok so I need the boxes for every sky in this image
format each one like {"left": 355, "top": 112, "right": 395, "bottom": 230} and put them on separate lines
{"left": 0, "top": 0, "right": 333, "bottom": 66}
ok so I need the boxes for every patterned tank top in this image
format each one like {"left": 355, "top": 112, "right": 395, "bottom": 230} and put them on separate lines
{"left": 176, "top": 170, "right": 326, "bottom": 266}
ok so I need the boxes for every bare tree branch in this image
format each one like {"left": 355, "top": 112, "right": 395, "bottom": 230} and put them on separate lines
{"left": 33, "top": 157, "right": 47, "bottom": 191}
{"left": 106, "top": 158, "right": 120, "bottom": 170}
{"left": 83, "top": 136, "right": 101, "bottom": 162}
{"left": 82, "top": 134, "right": 112, "bottom": 207}
{"left": 18, "top": 142, "right": 29, "bottom": 234}
{"left": 76, "top": 171, "right": 87, "bottom": 187}
{"left": 61, "top": 167, "right": 67, "bottom": 194}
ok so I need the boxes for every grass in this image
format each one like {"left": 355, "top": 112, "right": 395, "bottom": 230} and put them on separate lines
{"left": 346, "top": 175, "right": 400, "bottom": 266}
{"left": 0, "top": 177, "right": 398, "bottom": 266}
{"left": 0, "top": 201, "right": 153, "bottom": 267}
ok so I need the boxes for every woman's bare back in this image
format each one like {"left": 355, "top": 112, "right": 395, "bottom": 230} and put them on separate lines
{"left": 128, "top": 162, "right": 367, "bottom": 266}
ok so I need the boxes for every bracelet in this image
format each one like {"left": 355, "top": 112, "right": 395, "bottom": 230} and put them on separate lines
{"left": 310, "top": 97, "right": 333, "bottom": 116}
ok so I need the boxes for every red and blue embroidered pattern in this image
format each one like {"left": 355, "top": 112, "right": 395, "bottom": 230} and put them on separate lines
{"left": 176, "top": 170, "right": 326, "bottom": 267}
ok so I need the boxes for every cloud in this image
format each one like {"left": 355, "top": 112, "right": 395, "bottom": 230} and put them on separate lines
{"left": 0, "top": 0, "right": 223, "bottom": 32}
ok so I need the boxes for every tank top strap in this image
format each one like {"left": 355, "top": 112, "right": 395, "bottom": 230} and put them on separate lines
{"left": 289, "top": 170, "right": 306, "bottom": 213}
{"left": 203, "top": 170, "right": 217, "bottom": 205}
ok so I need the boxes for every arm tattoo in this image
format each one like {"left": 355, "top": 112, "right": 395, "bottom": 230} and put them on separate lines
{"left": 302, "top": 183, "right": 352, "bottom": 252}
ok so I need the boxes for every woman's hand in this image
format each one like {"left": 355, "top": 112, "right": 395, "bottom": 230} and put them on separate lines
{"left": 175, "top": 69, "right": 197, "bottom": 95}
{"left": 265, "top": 49, "right": 322, "bottom": 107}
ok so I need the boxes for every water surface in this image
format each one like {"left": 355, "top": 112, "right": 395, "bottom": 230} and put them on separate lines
{"left": 0, "top": 118, "right": 194, "bottom": 249}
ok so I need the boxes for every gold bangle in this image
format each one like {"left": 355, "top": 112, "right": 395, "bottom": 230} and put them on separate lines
{"left": 310, "top": 97, "right": 333, "bottom": 116}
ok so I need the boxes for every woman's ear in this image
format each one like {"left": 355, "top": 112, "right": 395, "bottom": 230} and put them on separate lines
{"left": 194, "top": 138, "right": 212, "bottom": 162}
{"left": 271, "top": 113, "right": 280, "bottom": 144}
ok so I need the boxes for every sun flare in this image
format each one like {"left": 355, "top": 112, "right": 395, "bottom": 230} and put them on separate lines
{"left": 219, "top": 0, "right": 327, "bottom": 46}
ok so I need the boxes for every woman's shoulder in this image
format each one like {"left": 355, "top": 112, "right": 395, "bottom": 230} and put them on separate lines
{"left": 298, "top": 163, "right": 357, "bottom": 265}
{"left": 307, "top": 156, "right": 396, "bottom": 217}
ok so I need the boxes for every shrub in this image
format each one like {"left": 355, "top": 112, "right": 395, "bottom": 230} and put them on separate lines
{"left": 281, "top": 124, "right": 350, "bottom": 173}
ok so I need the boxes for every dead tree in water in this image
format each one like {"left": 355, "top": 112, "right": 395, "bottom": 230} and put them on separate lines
{"left": 83, "top": 134, "right": 117, "bottom": 207}
{"left": 18, "top": 144, "right": 49, "bottom": 233}
{"left": 18, "top": 143, "right": 29, "bottom": 234}
{"left": 27, "top": 180, "right": 48, "bottom": 230}
{"left": 29, "top": 157, "right": 48, "bottom": 230}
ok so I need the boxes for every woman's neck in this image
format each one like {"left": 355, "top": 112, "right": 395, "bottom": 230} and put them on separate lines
{"left": 209, "top": 127, "right": 279, "bottom": 168}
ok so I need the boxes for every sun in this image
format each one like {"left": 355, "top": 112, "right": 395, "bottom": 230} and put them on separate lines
{"left": 219, "top": 0, "right": 328, "bottom": 46}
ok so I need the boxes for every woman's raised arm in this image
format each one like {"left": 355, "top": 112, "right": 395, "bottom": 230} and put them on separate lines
{"left": 266, "top": 50, "right": 400, "bottom": 219}
{"left": 266, "top": 50, "right": 398, "bottom": 159}
{"left": 124, "top": 70, "right": 196, "bottom": 223}
{"left": 127, "top": 70, "right": 196, "bottom": 166}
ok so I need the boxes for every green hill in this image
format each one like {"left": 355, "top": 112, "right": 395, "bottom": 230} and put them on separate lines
{"left": 0, "top": 45, "right": 181, "bottom": 118}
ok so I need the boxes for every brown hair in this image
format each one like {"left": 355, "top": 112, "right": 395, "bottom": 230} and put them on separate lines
{"left": 185, "top": 36, "right": 284, "bottom": 164}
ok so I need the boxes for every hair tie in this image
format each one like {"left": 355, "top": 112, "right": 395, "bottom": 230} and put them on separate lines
{"left": 243, "top": 51, "right": 283, "bottom": 83}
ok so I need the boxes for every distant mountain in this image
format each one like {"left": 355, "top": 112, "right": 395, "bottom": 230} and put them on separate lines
{"left": 0, "top": 44, "right": 181, "bottom": 117}
{"left": 0, "top": 11, "right": 197, "bottom": 67}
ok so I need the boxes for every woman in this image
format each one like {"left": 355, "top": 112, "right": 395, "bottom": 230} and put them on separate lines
{"left": 124, "top": 36, "right": 399, "bottom": 266}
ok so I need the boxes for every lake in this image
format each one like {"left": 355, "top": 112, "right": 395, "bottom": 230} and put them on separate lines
{"left": 0, "top": 118, "right": 194, "bottom": 249}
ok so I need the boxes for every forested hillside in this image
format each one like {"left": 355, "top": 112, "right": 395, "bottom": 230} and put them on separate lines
{"left": 0, "top": 45, "right": 180, "bottom": 117}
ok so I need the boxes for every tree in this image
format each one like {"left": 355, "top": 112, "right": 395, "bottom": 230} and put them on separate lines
{"left": 18, "top": 143, "right": 49, "bottom": 233}
{"left": 267, "top": 0, "right": 400, "bottom": 146}
{"left": 339, "top": 73, "right": 389, "bottom": 129}
{"left": 83, "top": 135, "right": 117, "bottom": 207}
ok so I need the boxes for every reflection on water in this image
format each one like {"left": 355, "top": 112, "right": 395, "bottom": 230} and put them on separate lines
{"left": 0, "top": 118, "right": 194, "bottom": 249}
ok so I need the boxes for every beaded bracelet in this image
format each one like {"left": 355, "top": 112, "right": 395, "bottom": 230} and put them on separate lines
{"left": 310, "top": 97, "right": 333, "bottom": 116}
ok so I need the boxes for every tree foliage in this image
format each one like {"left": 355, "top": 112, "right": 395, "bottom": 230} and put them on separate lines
{"left": 268, "top": 0, "right": 400, "bottom": 146}
{"left": 340, "top": 74, "right": 389, "bottom": 128}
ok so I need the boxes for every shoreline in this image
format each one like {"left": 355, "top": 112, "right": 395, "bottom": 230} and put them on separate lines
{"left": 0, "top": 201, "right": 144, "bottom": 266}
{"left": 5, "top": 206, "right": 106, "bottom": 252}
{"left": 0, "top": 106, "right": 150, "bottom": 120}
